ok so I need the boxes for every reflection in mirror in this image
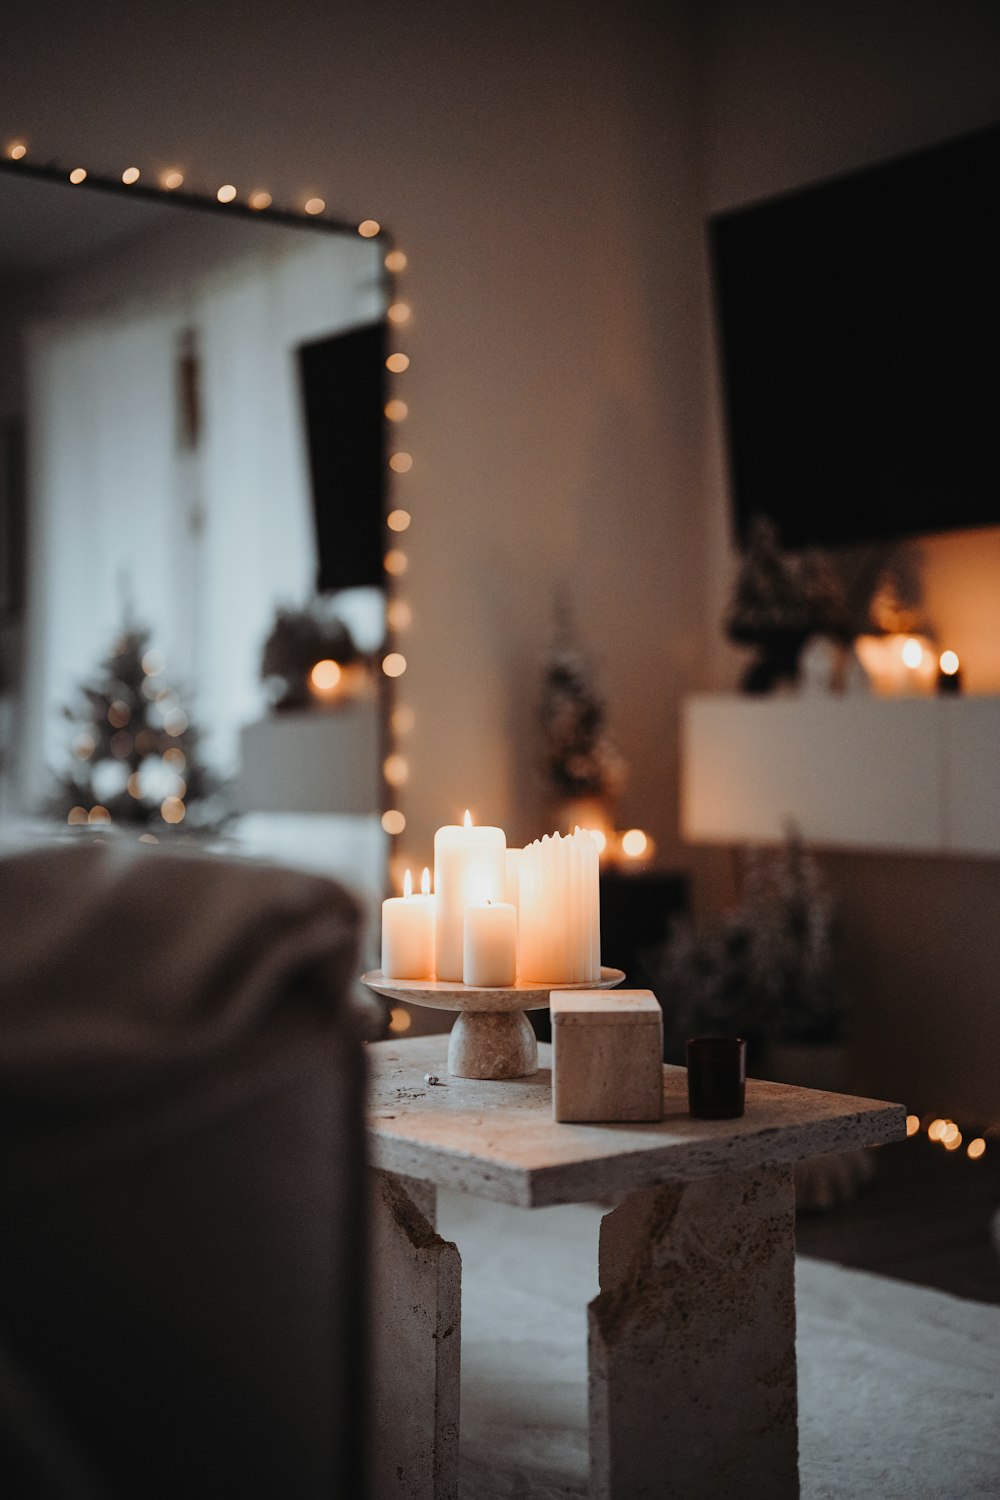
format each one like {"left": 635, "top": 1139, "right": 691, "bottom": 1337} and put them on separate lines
{"left": 0, "top": 164, "right": 394, "bottom": 905}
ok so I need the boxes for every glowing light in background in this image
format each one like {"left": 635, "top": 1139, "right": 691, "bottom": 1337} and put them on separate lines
{"left": 383, "top": 753, "right": 409, "bottom": 788}
{"left": 358, "top": 219, "right": 381, "bottom": 237}
{"left": 385, "top": 399, "right": 408, "bottom": 422}
{"left": 216, "top": 184, "right": 237, "bottom": 203}
{"left": 69, "top": 168, "right": 87, "bottom": 184}
{"left": 621, "top": 828, "right": 649, "bottom": 859}
{"left": 164, "top": 708, "right": 189, "bottom": 736}
{"left": 309, "top": 659, "right": 342, "bottom": 692}
{"left": 142, "top": 649, "right": 165, "bottom": 676}
{"left": 121, "top": 167, "right": 140, "bottom": 184}
{"left": 161, "top": 796, "right": 186, "bottom": 825}
{"left": 901, "top": 637, "right": 923, "bottom": 669}
{"left": 249, "top": 191, "right": 272, "bottom": 210}
{"left": 927, "top": 1119, "right": 947, "bottom": 1142}
{"left": 389, "top": 451, "right": 413, "bottom": 473}
{"left": 67, "top": 806, "right": 88, "bottom": 826}
{"left": 387, "top": 599, "right": 412, "bottom": 631}
{"left": 391, "top": 705, "right": 415, "bottom": 735}
{"left": 905, "top": 1114, "right": 920, "bottom": 1136}
{"left": 586, "top": 829, "right": 608, "bottom": 854}
{"left": 162, "top": 169, "right": 184, "bottom": 190}
{"left": 163, "top": 747, "right": 186, "bottom": 770}
{"left": 967, "top": 1137, "right": 986, "bottom": 1160}
{"left": 88, "top": 806, "right": 111, "bottom": 826}
{"left": 939, "top": 650, "right": 960, "bottom": 676}
{"left": 304, "top": 196, "right": 325, "bottom": 215}
{"left": 388, "top": 1006, "right": 412, "bottom": 1033}
{"left": 382, "top": 653, "right": 407, "bottom": 678}
{"left": 107, "top": 700, "right": 131, "bottom": 728}
{"left": 387, "top": 301, "right": 411, "bottom": 325}
{"left": 384, "top": 549, "right": 408, "bottom": 576}
{"left": 386, "top": 352, "right": 410, "bottom": 373}
{"left": 384, "top": 249, "right": 407, "bottom": 272}
{"left": 387, "top": 508, "right": 411, "bottom": 532}
{"left": 8, "top": 142, "right": 27, "bottom": 160}
{"left": 382, "top": 809, "right": 406, "bottom": 835}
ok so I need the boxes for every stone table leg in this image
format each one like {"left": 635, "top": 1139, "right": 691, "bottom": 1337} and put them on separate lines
{"left": 371, "top": 1171, "right": 462, "bottom": 1500}
{"left": 588, "top": 1164, "right": 798, "bottom": 1500}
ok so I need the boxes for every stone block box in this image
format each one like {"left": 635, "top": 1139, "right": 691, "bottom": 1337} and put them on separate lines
{"left": 551, "top": 989, "right": 664, "bottom": 1123}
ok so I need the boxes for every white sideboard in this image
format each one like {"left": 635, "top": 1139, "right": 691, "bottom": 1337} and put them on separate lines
{"left": 681, "top": 694, "right": 1000, "bottom": 857}
{"left": 238, "top": 702, "right": 381, "bottom": 816}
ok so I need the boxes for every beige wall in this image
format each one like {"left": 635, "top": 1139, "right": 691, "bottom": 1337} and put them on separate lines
{"left": 698, "top": 0, "right": 1000, "bottom": 1122}
{"left": 2, "top": 0, "right": 709, "bottom": 863}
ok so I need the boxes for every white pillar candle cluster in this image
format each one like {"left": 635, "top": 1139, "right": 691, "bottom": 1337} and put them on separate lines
{"left": 517, "top": 828, "right": 601, "bottom": 984}
{"left": 433, "top": 811, "right": 506, "bottom": 981}
{"left": 463, "top": 900, "right": 517, "bottom": 986}
{"left": 381, "top": 867, "right": 435, "bottom": 980}
{"left": 379, "top": 814, "right": 602, "bottom": 987}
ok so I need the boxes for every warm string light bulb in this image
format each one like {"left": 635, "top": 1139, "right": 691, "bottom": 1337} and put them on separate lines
{"left": 216, "top": 183, "right": 237, "bottom": 203}
{"left": 162, "top": 169, "right": 184, "bottom": 190}
{"left": 122, "top": 167, "right": 140, "bottom": 185}
{"left": 358, "top": 219, "right": 381, "bottom": 237}
{"left": 249, "top": 190, "right": 272, "bottom": 210}
{"left": 8, "top": 142, "right": 27, "bottom": 160}
{"left": 69, "top": 168, "right": 87, "bottom": 185}
{"left": 382, "top": 242, "right": 412, "bottom": 844}
{"left": 304, "top": 196, "right": 325, "bottom": 215}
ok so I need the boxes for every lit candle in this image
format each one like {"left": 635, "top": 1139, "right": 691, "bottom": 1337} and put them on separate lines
{"left": 518, "top": 828, "right": 600, "bottom": 983}
{"left": 433, "top": 811, "right": 506, "bottom": 981}
{"left": 381, "top": 867, "right": 435, "bottom": 980}
{"left": 463, "top": 899, "right": 517, "bottom": 986}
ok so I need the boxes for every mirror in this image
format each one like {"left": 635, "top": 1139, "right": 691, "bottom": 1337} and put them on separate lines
{"left": 0, "top": 158, "right": 395, "bottom": 899}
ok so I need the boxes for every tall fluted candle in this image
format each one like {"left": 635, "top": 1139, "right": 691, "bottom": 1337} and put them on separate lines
{"left": 433, "top": 811, "right": 506, "bottom": 981}
{"left": 381, "top": 867, "right": 436, "bottom": 979}
{"left": 518, "top": 828, "right": 600, "bottom": 983}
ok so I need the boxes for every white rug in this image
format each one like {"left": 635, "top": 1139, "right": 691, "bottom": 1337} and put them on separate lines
{"left": 437, "top": 1192, "right": 1000, "bottom": 1500}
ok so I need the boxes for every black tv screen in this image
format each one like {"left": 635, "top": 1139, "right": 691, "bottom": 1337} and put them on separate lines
{"left": 710, "top": 123, "right": 1000, "bottom": 550}
{"left": 298, "top": 320, "right": 387, "bottom": 592}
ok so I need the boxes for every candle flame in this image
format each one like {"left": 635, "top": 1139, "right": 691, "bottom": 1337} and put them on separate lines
{"left": 464, "top": 809, "right": 473, "bottom": 828}
{"left": 403, "top": 868, "right": 413, "bottom": 898}
{"left": 421, "top": 866, "right": 431, "bottom": 895}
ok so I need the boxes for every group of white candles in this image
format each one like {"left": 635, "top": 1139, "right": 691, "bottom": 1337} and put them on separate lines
{"left": 381, "top": 812, "right": 601, "bottom": 987}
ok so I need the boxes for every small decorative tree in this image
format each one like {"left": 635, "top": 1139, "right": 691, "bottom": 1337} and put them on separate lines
{"left": 651, "top": 828, "right": 846, "bottom": 1064}
{"left": 48, "top": 625, "right": 227, "bottom": 835}
{"left": 260, "top": 600, "right": 364, "bottom": 709}
{"left": 538, "top": 601, "right": 623, "bottom": 828}
{"left": 726, "top": 516, "right": 849, "bottom": 691}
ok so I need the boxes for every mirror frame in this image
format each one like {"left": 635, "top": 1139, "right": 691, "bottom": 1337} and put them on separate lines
{"left": 0, "top": 148, "right": 409, "bottom": 869}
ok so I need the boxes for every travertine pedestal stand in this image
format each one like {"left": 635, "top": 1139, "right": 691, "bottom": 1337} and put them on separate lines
{"left": 367, "top": 1037, "right": 905, "bottom": 1500}
{"left": 361, "top": 968, "right": 624, "bottom": 1079}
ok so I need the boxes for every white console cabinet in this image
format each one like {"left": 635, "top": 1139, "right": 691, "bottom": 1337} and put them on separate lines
{"left": 681, "top": 695, "right": 1000, "bottom": 857}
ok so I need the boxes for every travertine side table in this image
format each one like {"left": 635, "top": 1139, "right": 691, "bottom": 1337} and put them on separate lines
{"left": 367, "top": 1037, "right": 904, "bottom": 1500}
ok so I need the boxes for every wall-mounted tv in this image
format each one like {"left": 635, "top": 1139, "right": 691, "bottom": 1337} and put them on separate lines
{"left": 709, "top": 122, "right": 1000, "bottom": 551}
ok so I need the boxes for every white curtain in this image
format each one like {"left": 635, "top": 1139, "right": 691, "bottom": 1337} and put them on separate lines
{"left": 21, "top": 231, "right": 383, "bottom": 808}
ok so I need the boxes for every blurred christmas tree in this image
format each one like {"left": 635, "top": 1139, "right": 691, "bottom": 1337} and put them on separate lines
{"left": 650, "top": 828, "right": 846, "bottom": 1063}
{"left": 539, "top": 600, "right": 623, "bottom": 804}
{"left": 726, "top": 516, "right": 849, "bottom": 691}
{"left": 49, "top": 626, "right": 228, "bottom": 836}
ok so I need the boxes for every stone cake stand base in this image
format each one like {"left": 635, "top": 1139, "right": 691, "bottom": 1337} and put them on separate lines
{"left": 360, "top": 968, "right": 625, "bottom": 1080}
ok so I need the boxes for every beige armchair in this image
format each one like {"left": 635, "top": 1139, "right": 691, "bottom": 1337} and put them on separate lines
{"left": 0, "top": 841, "right": 372, "bottom": 1499}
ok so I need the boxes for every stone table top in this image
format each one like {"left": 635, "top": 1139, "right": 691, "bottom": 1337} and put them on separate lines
{"left": 366, "top": 1037, "right": 906, "bottom": 1208}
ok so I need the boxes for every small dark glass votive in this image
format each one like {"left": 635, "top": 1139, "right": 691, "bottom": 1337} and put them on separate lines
{"left": 686, "top": 1036, "right": 747, "bottom": 1119}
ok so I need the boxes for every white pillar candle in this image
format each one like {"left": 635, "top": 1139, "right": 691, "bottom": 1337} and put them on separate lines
{"left": 463, "top": 900, "right": 517, "bottom": 987}
{"left": 518, "top": 827, "right": 600, "bottom": 983}
{"left": 433, "top": 811, "right": 506, "bottom": 981}
{"left": 381, "top": 867, "right": 435, "bottom": 980}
